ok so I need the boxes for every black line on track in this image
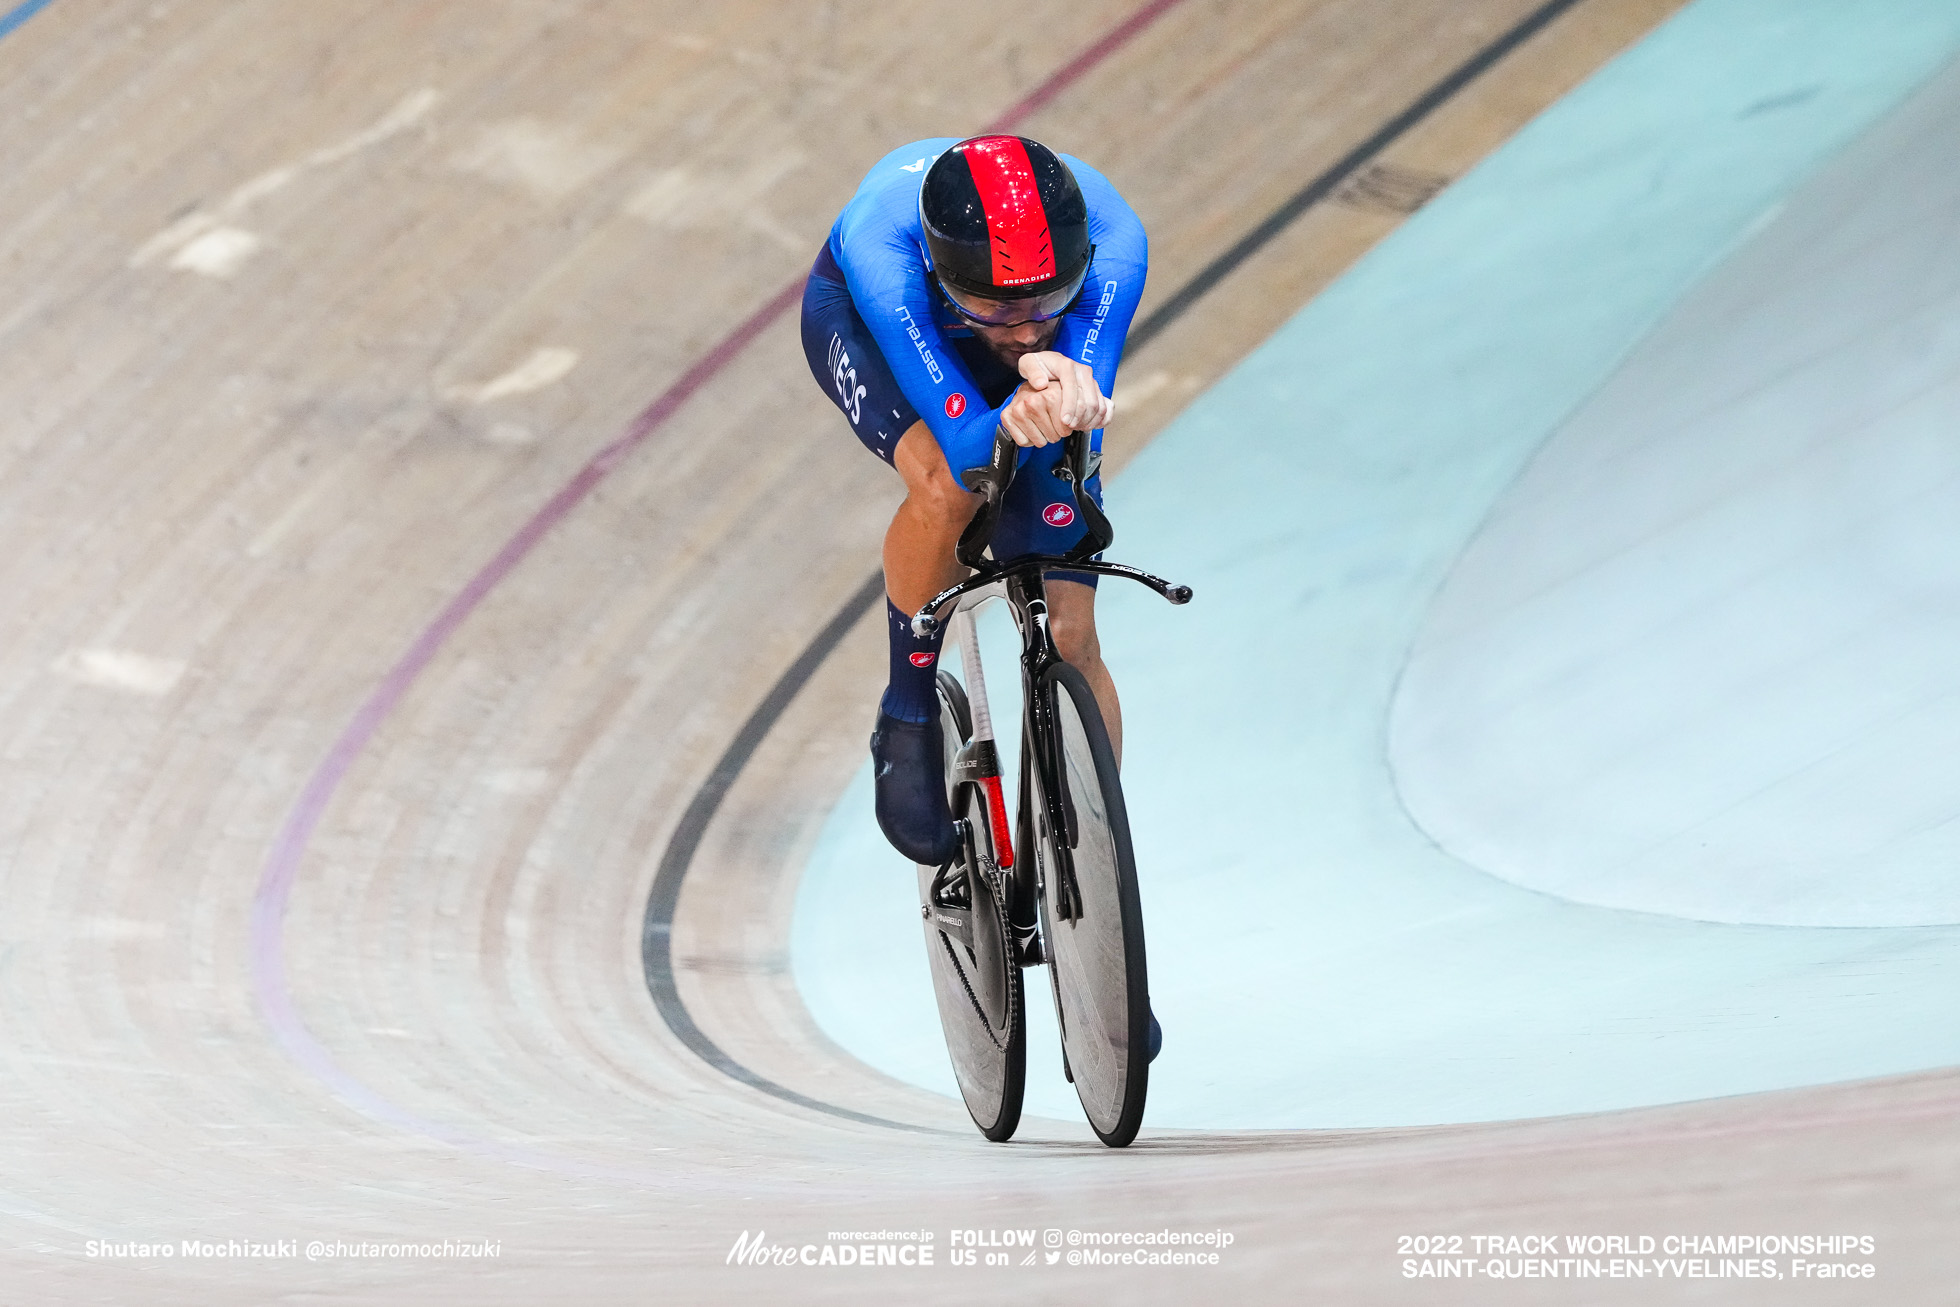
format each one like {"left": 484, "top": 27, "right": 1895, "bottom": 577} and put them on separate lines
{"left": 639, "top": 572, "right": 953, "bottom": 1134}
{"left": 641, "top": 0, "right": 1591, "bottom": 1130}
{"left": 1127, "top": 0, "right": 1589, "bottom": 352}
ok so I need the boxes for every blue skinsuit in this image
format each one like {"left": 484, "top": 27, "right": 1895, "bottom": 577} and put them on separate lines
{"left": 801, "top": 138, "right": 1148, "bottom": 567}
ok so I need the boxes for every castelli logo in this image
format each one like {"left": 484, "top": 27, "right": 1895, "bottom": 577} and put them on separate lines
{"left": 944, "top": 392, "right": 967, "bottom": 419}
{"left": 1042, "top": 503, "right": 1076, "bottom": 527}
{"left": 909, "top": 652, "right": 936, "bottom": 668}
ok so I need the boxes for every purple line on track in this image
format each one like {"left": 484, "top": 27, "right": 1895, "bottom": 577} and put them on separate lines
{"left": 247, "top": 1, "right": 1191, "bottom": 1174}
{"left": 982, "top": 0, "right": 1184, "bottom": 131}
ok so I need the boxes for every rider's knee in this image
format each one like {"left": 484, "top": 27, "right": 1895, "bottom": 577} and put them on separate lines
{"left": 907, "top": 465, "right": 977, "bottom": 533}
{"left": 894, "top": 425, "right": 977, "bottom": 533}
{"left": 1049, "top": 595, "right": 1103, "bottom": 668}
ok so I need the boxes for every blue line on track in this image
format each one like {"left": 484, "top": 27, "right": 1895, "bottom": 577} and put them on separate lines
{"left": 0, "top": 0, "right": 55, "bottom": 42}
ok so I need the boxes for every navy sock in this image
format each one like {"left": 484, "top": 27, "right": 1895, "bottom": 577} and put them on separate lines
{"left": 880, "top": 597, "right": 947, "bottom": 724}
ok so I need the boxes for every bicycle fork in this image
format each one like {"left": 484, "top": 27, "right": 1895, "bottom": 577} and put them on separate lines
{"left": 1011, "top": 580, "right": 1086, "bottom": 928}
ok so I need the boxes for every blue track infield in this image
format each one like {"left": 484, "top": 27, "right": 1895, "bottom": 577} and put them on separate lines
{"left": 792, "top": 0, "right": 1960, "bottom": 1130}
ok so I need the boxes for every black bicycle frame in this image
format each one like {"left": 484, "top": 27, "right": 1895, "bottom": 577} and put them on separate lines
{"left": 1008, "top": 564, "right": 1088, "bottom": 923}
{"left": 915, "top": 430, "right": 1192, "bottom": 931}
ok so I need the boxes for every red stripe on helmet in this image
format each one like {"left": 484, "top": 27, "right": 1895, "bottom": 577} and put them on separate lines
{"left": 960, "top": 136, "right": 1054, "bottom": 290}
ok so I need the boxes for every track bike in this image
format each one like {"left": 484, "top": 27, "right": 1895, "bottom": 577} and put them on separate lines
{"left": 910, "top": 429, "right": 1190, "bottom": 1148}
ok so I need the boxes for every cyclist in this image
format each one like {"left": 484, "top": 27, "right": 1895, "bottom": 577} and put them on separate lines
{"left": 801, "top": 134, "right": 1145, "bottom": 868}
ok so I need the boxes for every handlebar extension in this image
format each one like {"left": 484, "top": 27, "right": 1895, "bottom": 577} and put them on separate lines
{"left": 911, "top": 427, "right": 1187, "bottom": 637}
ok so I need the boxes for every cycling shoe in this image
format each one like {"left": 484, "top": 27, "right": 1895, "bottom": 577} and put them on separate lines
{"left": 1147, "top": 1006, "right": 1162, "bottom": 1063}
{"left": 870, "top": 712, "right": 959, "bottom": 866}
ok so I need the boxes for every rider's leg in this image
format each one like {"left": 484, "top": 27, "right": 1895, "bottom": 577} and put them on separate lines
{"left": 800, "top": 265, "right": 963, "bottom": 864}
{"left": 865, "top": 421, "right": 975, "bottom": 865}
{"left": 877, "top": 420, "right": 975, "bottom": 724}
{"left": 1046, "top": 577, "right": 1122, "bottom": 765}
{"left": 884, "top": 420, "right": 976, "bottom": 615}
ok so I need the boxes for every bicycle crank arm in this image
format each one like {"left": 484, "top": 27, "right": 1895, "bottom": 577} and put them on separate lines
{"left": 922, "top": 820, "right": 978, "bottom": 952}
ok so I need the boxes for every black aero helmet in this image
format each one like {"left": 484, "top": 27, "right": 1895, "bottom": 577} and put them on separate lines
{"left": 919, "top": 135, "right": 1092, "bottom": 324}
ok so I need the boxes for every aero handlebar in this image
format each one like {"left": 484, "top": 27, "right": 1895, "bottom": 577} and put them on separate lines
{"left": 914, "top": 428, "right": 1191, "bottom": 638}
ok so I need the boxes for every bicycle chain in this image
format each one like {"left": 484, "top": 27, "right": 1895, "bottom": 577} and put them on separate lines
{"left": 935, "top": 852, "right": 1018, "bottom": 1052}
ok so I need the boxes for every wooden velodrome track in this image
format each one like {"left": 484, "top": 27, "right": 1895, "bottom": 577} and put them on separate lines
{"left": 2, "top": 0, "right": 1953, "bottom": 1301}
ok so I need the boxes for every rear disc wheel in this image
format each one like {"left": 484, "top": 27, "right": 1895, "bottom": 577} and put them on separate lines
{"left": 916, "top": 671, "right": 1025, "bottom": 1141}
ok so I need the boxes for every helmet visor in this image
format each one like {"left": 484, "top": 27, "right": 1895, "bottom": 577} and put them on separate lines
{"left": 937, "top": 258, "right": 1091, "bottom": 327}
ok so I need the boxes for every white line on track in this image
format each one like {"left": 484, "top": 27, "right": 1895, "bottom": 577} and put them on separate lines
{"left": 166, "top": 226, "right": 261, "bottom": 277}
{"left": 456, "top": 346, "right": 580, "bottom": 403}
{"left": 50, "top": 648, "right": 186, "bottom": 695}
{"left": 450, "top": 117, "right": 626, "bottom": 200}
{"left": 130, "top": 86, "right": 440, "bottom": 275}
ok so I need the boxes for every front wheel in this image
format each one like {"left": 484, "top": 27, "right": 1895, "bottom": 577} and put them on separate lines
{"left": 1034, "top": 661, "right": 1149, "bottom": 1147}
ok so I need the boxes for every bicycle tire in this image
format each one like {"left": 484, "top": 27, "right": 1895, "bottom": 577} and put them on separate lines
{"left": 1034, "top": 661, "right": 1149, "bottom": 1146}
{"left": 916, "top": 671, "right": 1025, "bottom": 1141}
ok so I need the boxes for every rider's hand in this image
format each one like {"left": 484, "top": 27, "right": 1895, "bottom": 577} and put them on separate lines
{"left": 999, "top": 351, "right": 1115, "bottom": 448}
